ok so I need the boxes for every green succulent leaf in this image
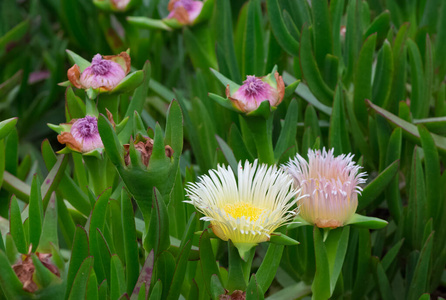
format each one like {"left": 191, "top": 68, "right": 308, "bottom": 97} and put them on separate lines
{"left": 345, "top": 214, "right": 388, "bottom": 229}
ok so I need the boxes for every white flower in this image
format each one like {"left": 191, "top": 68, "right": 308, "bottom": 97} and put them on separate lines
{"left": 185, "top": 160, "right": 303, "bottom": 254}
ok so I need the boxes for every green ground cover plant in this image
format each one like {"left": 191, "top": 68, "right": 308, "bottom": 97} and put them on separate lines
{"left": 0, "top": 0, "right": 445, "bottom": 299}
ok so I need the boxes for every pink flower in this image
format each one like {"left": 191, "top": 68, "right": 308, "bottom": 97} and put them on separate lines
{"left": 111, "top": 0, "right": 130, "bottom": 10}
{"left": 167, "top": 0, "right": 203, "bottom": 24}
{"left": 226, "top": 72, "right": 285, "bottom": 113}
{"left": 57, "top": 116, "right": 104, "bottom": 153}
{"left": 68, "top": 52, "right": 130, "bottom": 91}
{"left": 284, "top": 148, "right": 367, "bottom": 228}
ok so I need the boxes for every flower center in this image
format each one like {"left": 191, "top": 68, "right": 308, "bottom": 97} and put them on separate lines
{"left": 91, "top": 54, "right": 112, "bottom": 76}
{"left": 75, "top": 116, "right": 98, "bottom": 138}
{"left": 174, "top": 0, "right": 194, "bottom": 10}
{"left": 242, "top": 76, "right": 266, "bottom": 96}
{"left": 223, "top": 202, "right": 264, "bottom": 221}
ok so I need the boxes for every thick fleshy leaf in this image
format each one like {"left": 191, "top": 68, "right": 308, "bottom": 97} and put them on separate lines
{"left": 126, "top": 17, "right": 172, "bottom": 31}
{"left": 381, "top": 239, "right": 404, "bottom": 271}
{"left": 242, "top": 0, "right": 264, "bottom": 77}
{"left": 164, "top": 100, "right": 184, "bottom": 156}
{"left": 37, "top": 195, "right": 58, "bottom": 253}
{"left": 112, "top": 71, "right": 145, "bottom": 94}
{"left": 269, "top": 233, "right": 299, "bottom": 246}
{"left": 144, "top": 188, "right": 170, "bottom": 256}
{"left": 283, "top": 72, "right": 332, "bottom": 115}
{"left": 0, "top": 250, "right": 28, "bottom": 299}
{"left": 9, "top": 195, "right": 27, "bottom": 254}
{"left": 68, "top": 257, "right": 94, "bottom": 300}
{"left": 351, "top": 229, "right": 372, "bottom": 298}
{"left": 312, "top": 227, "right": 330, "bottom": 300}
{"left": 166, "top": 239, "right": 193, "bottom": 300}
{"left": 329, "top": 85, "right": 351, "bottom": 155}
{"left": 199, "top": 230, "right": 223, "bottom": 296}
{"left": 246, "top": 274, "right": 264, "bottom": 300}
{"left": 357, "top": 160, "right": 399, "bottom": 211}
{"left": 346, "top": 214, "right": 388, "bottom": 229}
{"left": 86, "top": 271, "right": 99, "bottom": 300}
{"left": 130, "top": 250, "right": 154, "bottom": 300}
{"left": 375, "top": 262, "right": 396, "bottom": 300}
{"left": 215, "top": 135, "right": 237, "bottom": 174}
{"left": 227, "top": 241, "right": 247, "bottom": 292}
{"left": 214, "top": 0, "right": 241, "bottom": 83}
{"left": 256, "top": 243, "right": 284, "bottom": 293}
{"left": 366, "top": 100, "right": 446, "bottom": 156}
{"left": 300, "top": 25, "right": 334, "bottom": 106}
{"left": 41, "top": 154, "right": 68, "bottom": 209}
{"left": 41, "top": 139, "right": 91, "bottom": 216}
{"left": 110, "top": 255, "right": 126, "bottom": 300}
{"left": 65, "top": 87, "right": 86, "bottom": 121}
{"left": 184, "top": 27, "right": 217, "bottom": 70}
{"left": 88, "top": 188, "right": 111, "bottom": 282}
{"left": 32, "top": 253, "right": 61, "bottom": 288}
{"left": 116, "top": 61, "right": 152, "bottom": 144}
{"left": 418, "top": 125, "right": 442, "bottom": 228}
{"left": 407, "top": 39, "right": 425, "bottom": 119}
{"left": 372, "top": 40, "right": 393, "bottom": 107}
{"left": 0, "top": 140, "right": 4, "bottom": 189}
{"left": 274, "top": 98, "right": 298, "bottom": 162}
{"left": 265, "top": 0, "right": 299, "bottom": 56}
{"left": 353, "top": 34, "right": 376, "bottom": 130}
{"left": 98, "top": 114, "right": 125, "bottom": 167}
{"left": 66, "top": 49, "right": 91, "bottom": 72}
{"left": 121, "top": 190, "right": 139, "bottom": 295}
{"left": 65, "top": 226, "right": 90, "bottom": 300}
{"left": 364, "top": 10, "right": 390, "bottom": 43}
{"left": 0, "top": 117, "right": 18, "bottom": 140}
{"left": 2, "top": 172, "right": 30, "bottom": 202}
{"left": 210, "top": 68, "right": 240, "bottom": 95}
{"left": 312, "top": 0, "right": 333, "bottom": 69}
{"left": 325, "top": 227, "right": 350, "bottom": 293}
{"left": 384, "top": 127, "right": 403, "bottom": 222}
{"left": 407, "top": 232, "right": 434, "bottom": 300}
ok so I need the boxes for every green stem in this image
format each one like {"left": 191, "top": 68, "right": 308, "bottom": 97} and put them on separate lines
{"left": 98, "top": 94, "right": 120, "bottom": 122}
{"left": 244, "top": 116, "right": 275, "bottom": 165}
{"left": 227, "top": 241, "right": 256, "bottom": 292}
{"left": 83, "top": 156, "right": 107, "bottom": 197}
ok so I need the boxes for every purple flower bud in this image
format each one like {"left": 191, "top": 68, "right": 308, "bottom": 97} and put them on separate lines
{"left": 226, "top": 72, "right": 285, "bottom": 113}
{"left": 68, "top": 52, "right": 131, "bottom": 91}
{"left": 111, "top": 0, "right": 130, "bottom": 10}
{"left": 79, "top": 54, "right": 126, "bottom": 90}
{"left": 57, "top": 116, "right": 103, "bottom": 153}
{"left": 167, "top": 0, "right": 203, "bottom": 24}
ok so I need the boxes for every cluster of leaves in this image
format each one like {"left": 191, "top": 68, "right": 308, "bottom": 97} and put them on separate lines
{"left": 1, "top": 0, "right": 446, "bottom": 299}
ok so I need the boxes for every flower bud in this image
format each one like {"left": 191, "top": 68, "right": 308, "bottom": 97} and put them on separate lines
{"left": 284, "top": 148, "right": 367, "bottom": 228}
{"left": 226, "top": 71, "right": 285, "bottom": 113}
{"left": 67, "top": 52, "right": 130, "bottom": 91}
{"left": 166, "top": 0, "right": 204, "bottom": 24}
{"left": 12, "top": 247, "right": 60, "bottom": 293}
{"left": 123, "top": 135, "right": 173, "bottom": 167}
{"left": 57, "top": 115, "right": 104, "bottom": 153}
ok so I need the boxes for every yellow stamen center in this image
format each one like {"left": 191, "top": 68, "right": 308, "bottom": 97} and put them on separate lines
{"left": 223, "top": 202, "right": 264, "bottom": 221}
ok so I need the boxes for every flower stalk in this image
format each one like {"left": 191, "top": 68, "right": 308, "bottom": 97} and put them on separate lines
{"left": 243, "top": 114, "right": 275, "bottom": 165}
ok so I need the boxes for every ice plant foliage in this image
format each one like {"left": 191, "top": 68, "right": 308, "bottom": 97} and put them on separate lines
{"left": 185, "top": 160, "right": 302, "bottom": 253}
{"left": 226, "top": 71, "right": 285, "bottom": 113}
{"left": 67, "top": 52, "right": 130, "bottom": 91}
{"left": 285, "top": 148, "right": 367, "bottom": 228}
{"left": 167, "top": 0, "right": 203, "bottom": 24}
{"left": 57, "top": 116, "right": 104, "bottom": 153}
